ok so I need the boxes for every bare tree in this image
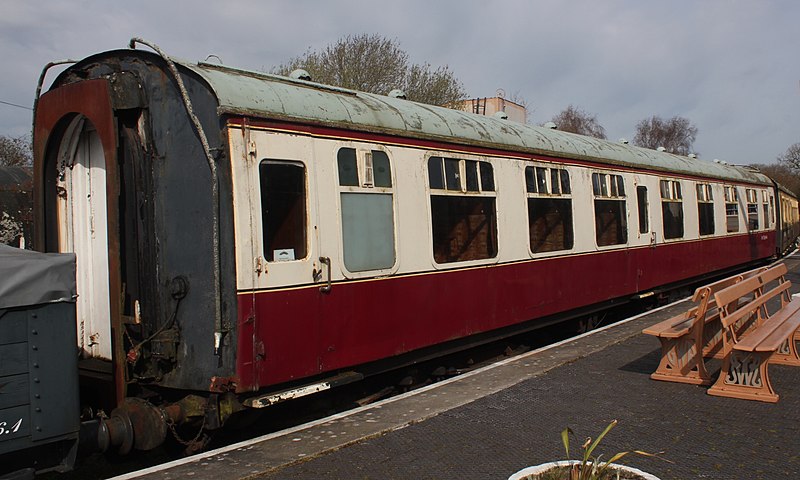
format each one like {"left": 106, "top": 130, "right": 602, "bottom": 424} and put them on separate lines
{"left": 547, "top": 105, "right": 607, "bottom": 139}
{"left": 0, "top": 134, "right": 32, "bottom": 167}
{"left": 274, "top": 34, "right": 467, "bottom": 106}
{"left": 751, "top": 163, "right": 800, "bottom": 198}
{"left": 403, "top": 63, "right": 465, "bottom": 106}
{"left": 633, "top": 115, "right": 698, "bottom": 155}
{"left": 777, "top": 142, "right": 800, "bottom": 171}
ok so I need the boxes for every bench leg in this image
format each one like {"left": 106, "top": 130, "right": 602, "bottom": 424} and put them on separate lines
{"left": 650, "top": 336, "right": 711, "bottom": 385}
{"left": 702, "top": 318, "right": 724, "bottom": 359}
{"left": 770, "top": 336, "right": 800, "bottom": 366}
{"left": 708, "top": 350, "right": 778, "bottom": 403}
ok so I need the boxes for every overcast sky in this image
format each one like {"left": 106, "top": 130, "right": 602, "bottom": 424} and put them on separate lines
{"left": 1, "top": 0, "right": 798, "bottom": 165}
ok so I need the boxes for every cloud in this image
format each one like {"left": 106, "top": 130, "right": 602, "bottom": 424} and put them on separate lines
{"left": 1, "top": 0, "right": 798, "bottom": 163}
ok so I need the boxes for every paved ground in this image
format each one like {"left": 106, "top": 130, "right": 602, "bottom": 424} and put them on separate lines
{"left": 125, "top": 254, "right": 800, "bottom": 480}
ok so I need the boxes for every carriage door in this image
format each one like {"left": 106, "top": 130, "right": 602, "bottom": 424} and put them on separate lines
{"left": 55, "top": 116, "right": 113, "bottom": 361}
{"left": 633, "top": 176, "right": 653, "bottom": 291}
{"left": 231, "top": 126, "right": 322, "bottom": 384}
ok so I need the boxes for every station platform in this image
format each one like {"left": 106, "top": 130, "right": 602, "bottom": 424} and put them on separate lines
{"left": 118, "top": 255, "right": 800, "bottom": 480}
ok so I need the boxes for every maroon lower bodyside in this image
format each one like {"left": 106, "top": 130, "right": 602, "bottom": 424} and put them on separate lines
{"left": 235, "top": 232, "right": 774, "bottom": 391}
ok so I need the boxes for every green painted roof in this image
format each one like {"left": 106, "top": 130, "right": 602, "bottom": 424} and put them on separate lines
{"left": 180, "top": 60, "right": 769, "bottom": 186}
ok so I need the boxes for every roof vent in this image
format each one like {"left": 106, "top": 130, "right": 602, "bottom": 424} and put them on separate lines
{"left": 657, "top": 147, "right": 667, "bottom": 152}
{"left": 543, "top": 122, "right": 557, "bottom": 129}
{"left": 388, "top": 89, "right": 406, "bottom": 99}
{"left": 289, "top": 69, "right": 312, "bottom": 81}
{"left": 619, "top": 138, "right": 629, "bottom": 144}
{"left": 493, "top": 111, "right": 509, "bottom": 120}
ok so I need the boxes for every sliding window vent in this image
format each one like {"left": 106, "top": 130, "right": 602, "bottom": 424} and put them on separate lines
{"left": 362, "top": 151, "right": 374, "bottom": 187}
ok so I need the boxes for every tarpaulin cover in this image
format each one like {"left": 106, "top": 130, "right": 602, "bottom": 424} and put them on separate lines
{"left": 0, "top": 244, "right": 76, "bottom": 309}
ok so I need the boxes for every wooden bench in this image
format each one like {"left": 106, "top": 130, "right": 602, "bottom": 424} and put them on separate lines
{"left": 707, "top": 263, "right": 800, "bottom": 403}
{"left": 643, "top": 265, "right": 766, "bottom": 385}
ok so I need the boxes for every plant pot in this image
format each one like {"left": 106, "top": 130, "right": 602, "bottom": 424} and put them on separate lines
{"left": 508, "top": 460, "right": 660, "bottom": 480}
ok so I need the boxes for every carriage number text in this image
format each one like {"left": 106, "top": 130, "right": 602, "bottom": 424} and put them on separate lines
{"left": 0, "top": 419, "right": 23, "bottom": 435}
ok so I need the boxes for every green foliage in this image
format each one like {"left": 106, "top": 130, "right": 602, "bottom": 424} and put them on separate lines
{"left": 554, "top": 420, "right": 660, "bottom": 480}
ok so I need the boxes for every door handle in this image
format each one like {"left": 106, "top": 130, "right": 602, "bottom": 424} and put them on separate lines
{"left": 318, "top": 256, "right": 332, "bottom": 293}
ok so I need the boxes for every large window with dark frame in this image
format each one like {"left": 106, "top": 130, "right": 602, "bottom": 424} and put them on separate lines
{"left": 696, "top": 183, "right": 715, "bottom": 236}
{"left": 636, "top": 186, "right": 649, "bottom": 234}
{"left": 525, "top": 165, "right": 573, "bottom": 253}
{"left": 745, "top": 188, "right": 759, "bottom": 231}
{"left": 724, "top": 185, "right": 739, "bottom": 233}
{"left": 660, "top": 179, "right": 684, "bottom": 239}
{"left": 428, "top": 156, "right": 497, "bottom": 263}
{"left": 259, "top": 160, "right": 308, "bottom": 262}
{"left": 337, "top": 148, "right": 396, "bottom": 272}
{"left": 592, "top": 172, "right": 628, "bottom": 246}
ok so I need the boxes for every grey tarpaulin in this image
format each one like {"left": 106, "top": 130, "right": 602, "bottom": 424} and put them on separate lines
{"left": 0, "top": 244, "right": 76, "bottom": 309}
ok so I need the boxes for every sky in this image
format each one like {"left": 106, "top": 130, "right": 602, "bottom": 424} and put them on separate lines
{"left": 1, "top": 0, "right": 798, "bottom": 166}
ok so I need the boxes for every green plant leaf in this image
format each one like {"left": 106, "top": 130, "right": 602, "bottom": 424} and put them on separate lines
{"left": 561, "top": 427, "right": 572, "bottom": 459}
{"left": 584, "top": 419, "right": 618, "bottom": 461}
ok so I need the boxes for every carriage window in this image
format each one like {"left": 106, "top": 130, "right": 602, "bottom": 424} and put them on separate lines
{"left": 260, "top": 161, "right": 307, "bottom": 262}
{"left": 428, "top": 157, "right": 444, "bottom": 190}
{"left": 637, "top": 186, "right": 649, "bottom": 234}
{"left": 428, "top": 156, "right": 497, "bottom": 263}
{"left": 480, "top": 162, "right": 495, "bottom": 191}
{"left": 337, "top": 148, "right": 395, "bottom": 272}
{"left": 697, "top": 183, "right": 715, "bottom": 236}
{"left": 769, "top": 193, "right": 775, "bottom": 225}
{"left": 526, "top": 165, "right": 573, "bottom": 253}
{"left": 465, "top": 160, "right": 480, "bottom": 192}
{"left": 592, "top": 172, "right": 628, "bottom": 246}
{"left": 337, "top": 148, "right": 359, "bottom": 186}
{"left": 724, "top": 186, "right": 739, "bottom": 233}
{"left": 372, "top": 151, "right": 392, "bottom": 188}
{"left": 660, "top": 180, "right": 684, "bottom": 239}
{"left": 746, "top": 188, "right": 759, "bottom": 230}
{"left": 445, "top": 158, "right": 461, "bottom": 190}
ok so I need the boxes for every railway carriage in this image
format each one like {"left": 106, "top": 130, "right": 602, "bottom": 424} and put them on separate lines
{"left": 30, "top": 40, "right": 797, "bottom": 452}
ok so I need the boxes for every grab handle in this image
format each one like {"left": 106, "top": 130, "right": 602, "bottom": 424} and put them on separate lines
{"left": 319, "top": 256, "right": 332, "bottom": 293}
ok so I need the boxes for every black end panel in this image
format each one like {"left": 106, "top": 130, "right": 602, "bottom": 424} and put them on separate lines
{"left": 113, "top": 54, "right": 238, "bottom": 392}
{"left": 54, "top": 52, "right": 239, "bottom": 393}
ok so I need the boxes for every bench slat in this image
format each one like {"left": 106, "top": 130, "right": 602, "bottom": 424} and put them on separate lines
{"left": 735, "top": 298, "right": 800, "bottom": 352}
{"left": 716, "top": 281, "right": 790, "bottom": 328}
{"left": 643, "top": 308, "right": 698, "bottom": 336}
{"left": 714, "top": 275, "right": 764, "bottom": 311}
{"left": 737, "top": 315, "right": 800, "bottom": 352}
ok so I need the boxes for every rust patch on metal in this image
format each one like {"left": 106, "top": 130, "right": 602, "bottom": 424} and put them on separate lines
{"left": 209, "top": 375, "right": 238, "bottom": 393}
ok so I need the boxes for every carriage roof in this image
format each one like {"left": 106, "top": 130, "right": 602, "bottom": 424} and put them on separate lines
{"left": 57, "top": 50, "right": 771, "bottom": 186}
{"left": 183, "top": 60, "right": 769, "bottom": 186}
